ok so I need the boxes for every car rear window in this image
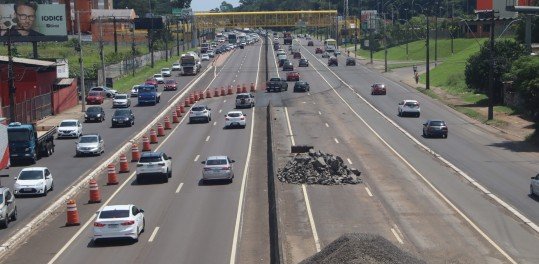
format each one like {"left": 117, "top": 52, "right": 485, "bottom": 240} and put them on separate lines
{"left": 139, "top": 156, "right": 162, "bottom": 163}
{"left": 60, "top": 121, "right": 77, "bottom": 127}
{"left": 88, "top": 92, "right": 100, "bottom": 96}
{"left": 206, "top": 159, "right": 227, "bottom": 165}
{"left": 100, "top": 209, "right": 130, "bottom": 219}
{"left": 114, "top": 110, "right": 130, "bottom": 116}
{"left": 405, "top": 102, "right": 419, "bottom": 107}
{"left": 236, "top": 95, "right": 249, "bottom": 99}
{"left": 228, "top": 113, "right": 242, "bottom": 117}
{"left": 430, "top": 121, "right": 445, "bottom": 126}
{"left": 192, "top": 106, "right": 206, "bottom": 111}
{"left": 115, "top": 95, "right": 127, "bottom": 99}
{"left": 87, "top": 107, "right": 101, "bottom": 113}
{"left": 79, "top": 136, "right": 98, "bottom": 143}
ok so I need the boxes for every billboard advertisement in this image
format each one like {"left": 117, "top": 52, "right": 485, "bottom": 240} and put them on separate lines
{"left": 0, "top": 3, "right": 67, "bottom": 42}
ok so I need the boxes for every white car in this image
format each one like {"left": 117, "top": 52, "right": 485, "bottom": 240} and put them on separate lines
{"left": 130, "top": 85, "right": 140, "bottom": 97}
{"left": 225, "top": 111, "right": 247, "bottom": 128}
{"left": 207, "top": 50, "right": 215, "bottom": 58}
{"left": 201, "top": 156, "right": 235, "bottom": 183}
{"left": 398, "top": 99, "right": 421, "bottom": 117}
{"left": 201, "top": 54, "right": 210, "bottom": 61}
{"left": 189, "top": 105, "right": 212, "bottom": 123}
{"left": 161, "top": 68, "right": 172, "bottom": 77}
{"left": 13, "top": 167, "right": 54, "bottom": 197}
{"left": 172, "top": 63, "right": 182, "bottom": 71}
{"left": 153, "top": 74, "right": 164, "bottom": 84}
{"left": 57, "top": 119, "right": 82, "bottom": 138}
{"left": 93, "top": 204, "right": 145, "bottom": 242}
{"left": 136, "top": 152, "right": 172, "bottom": 183}
{"left": 112, "top": 94, "right": 131, "bottom": 108}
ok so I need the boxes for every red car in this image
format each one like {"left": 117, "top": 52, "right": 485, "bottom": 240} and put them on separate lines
{"left": 145, "top": 78, "right": 158, "bottom": 88}
{"left": 293, "top": 52, "right": 301, "bottom": 59}
{"left": 315, "top": 47, "right": 323, "bottom": 54}
{"left": 371, "top": 83, "right": 387, "bottom": 95}
{"left": 164, "top": 80, "right": 178, "bottom": 91}
{"left": 85, "top": 91, "right": 105, "bottom": 104}
{"left": 286, "top": 72, "right": 300, "bottom": 82}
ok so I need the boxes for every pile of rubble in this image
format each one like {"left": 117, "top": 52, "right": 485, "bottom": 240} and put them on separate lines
{"left": 277, "top": 149, "right": 362, "bottom": 185}
{"left": 300, "top": 233, "right": 425, "bottom": 264}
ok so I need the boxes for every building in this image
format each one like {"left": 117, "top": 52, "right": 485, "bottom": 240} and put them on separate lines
{"left": 91, "top": 9, "right": 145, "bottom": 44}
{"left": 0, "top": 57, "right": 77, "bottom": 123}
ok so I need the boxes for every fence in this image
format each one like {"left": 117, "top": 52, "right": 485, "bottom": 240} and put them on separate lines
{"left": 1, "top": 93, "right": 52, "bottom": 123}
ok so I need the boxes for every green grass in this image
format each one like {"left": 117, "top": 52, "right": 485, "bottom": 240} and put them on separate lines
{"left": 113, "top": 56, "right": 180, "bottom": 93}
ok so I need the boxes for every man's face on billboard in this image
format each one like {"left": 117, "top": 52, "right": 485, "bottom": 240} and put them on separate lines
{"left": 15, "top": 5, "right": 36, "bottom": 31}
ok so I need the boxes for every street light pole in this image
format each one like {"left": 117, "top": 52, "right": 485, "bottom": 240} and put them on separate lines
{"left": 426, "top": 14, "right": 430, "bottom": 90}
{"left": 77, "top": 11, "right": 86, "bottom": 112}
{"left": 487, "top": 10, "right": 495, "bottom": 120}
{"left": 7, "top": 24, "right": 16, "bottom": 122}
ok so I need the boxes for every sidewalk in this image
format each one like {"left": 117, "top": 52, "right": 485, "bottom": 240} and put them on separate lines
{"left": 36, "top": 103, "right": 85, "bottom": 128}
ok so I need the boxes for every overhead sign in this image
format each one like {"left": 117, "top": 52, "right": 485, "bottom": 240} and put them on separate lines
{"left": 360, "top": 10, "right": 378, "bottom": 31}
{"left": 172, "top": 8, "right": 182, "bottom": 16}
{"left": 134, "top": 17, "right": 164, "bottom": 30}
{"left": 0, "top": 4, "right": 67, "bottom": 42}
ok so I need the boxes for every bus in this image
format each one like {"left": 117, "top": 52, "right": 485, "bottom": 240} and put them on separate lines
{"left": 324, "top": 38, "right": 337, "bottom": 52}
{"left": 228, "top": 33, "right": 237, "bottom": 44}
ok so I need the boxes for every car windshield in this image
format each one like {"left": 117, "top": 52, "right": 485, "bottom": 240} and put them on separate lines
{"left": 162, "top": 68, "right": 170, "bottom": 71}
{"left": 139, "top": 86, "right": 154, "bottom": 93}
{"left": 206, "top": 159, "right": 227, "bottom": 165}
{"left": 429, "top": 121, "right": 445, "bottom": 126}
{"left": 88, "top": 92, "right": 100, "bottom": 96}
{"left": 139, "top": 156, "right": 162, "bottom": 163}
{"left": 18, "top": 170, "right": 44, "bottom": 180}
{"left": 173, "top": 63, "right": 180, "bottom": 66}
{"left": 86, "top": 107, "right": 101, "bottom": 113}
{"left": 0, "top": 194, "right": 3, "bottom": 204}
{"left": 154, "top": 74, "right": 162, "bottom": 77}
{"left": 228, "top": 113, "right": 242, "bottom": 117}
{"left": 99, "top": 209, "right": 130, "bottom": 219}
{"left": 405, "top": 102, "right": 419, "bottom": 107}
{"left": 79, "top": 136, "right": 98, "bottom": 143}
{"left": 270, "top": 78, "right": 280, "bottom": 82}
{"left": 7, "top": 130, "right": 31, "bottom": 142}
{"left": 166, "top": 80, "right": 175, "bottom": 84}
{"left": 114, "top": 110, "right": 130, "bottom": 117}
{"left": 60, "top": 121, "right": 77, "bottom": 127}
{"left": 192, "top": 106, "right": 206, "bottom": 111}
{"left": 115, "top": 95, "right": 127, "bottom": 99}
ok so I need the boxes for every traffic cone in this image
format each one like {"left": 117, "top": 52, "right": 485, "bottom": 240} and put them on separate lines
{"left": 157, "top": 123, "right": 165, "bottom": 137}
{"left": 214, "top": 88, "right": 220, "bottom": 97}
{"left": 142, "top": 135, "right": 151, "bottom": 151}
{"left": 189, "top": 94, "right": 195, "bottom": 105}
{"left": 199, "top": 90, "right": 205, "bottom": 100}
{"left": 184, "top": 98, "right": 190, "bottom": 107}
{"left": 175, "top": 105, "right": 182, "bottom": 117}
{"left": 119, "top": 153, "right": 129, "bottom": 173}
{"left": 172, "top": 111, "right": 180, "bottom": 123}
{"left": 65, "top": 199, "right": 80, "bottom": 226}
{"left": 150, "top": 129, "right": 158, "bottom": 144}
{"left": 88, "top": 179, "right": 101, "bottom": 203}
{"left": 164, "top": 116, "right": 172, "bottom": 129}
{"left": 180, "top": 105, "right": 186, "bottom": 114}
{"left": 242, "top": 84, "right": 247, "bottom": 93}
{"left": 194, "top": 92, "right": 200, "bottom": 102}
{"left": 131, "top": 143, "right": 140, "bottom": 161}
{"left": 221, "top": 87, "right": 226, "bottom": 96}
{"left": 250, "top": 82, "right": 256, "bottom": 92}
{"left": 107, "top": 163, "right": 119, "bottom": 185}
{"left": 206, "top": 89, "right": 212, "bottom": 98}
{"left": 236, "top": 84, "right": 241, "bottom": 94}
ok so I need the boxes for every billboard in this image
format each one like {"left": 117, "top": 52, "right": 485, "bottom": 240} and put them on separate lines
{"left": 0, "top": 3, "right": 67, "bottom": 42}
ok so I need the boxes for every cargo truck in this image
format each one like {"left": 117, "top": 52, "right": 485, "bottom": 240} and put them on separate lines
{"left": 180, "top": 53, "right": 201, "bottom": 76}
{"left": 7, "top": 122, "right": 56, "bottom": 164}
{"left": 0, "top": 118, "right": 10, "bottom": 171}
{"left": 283, "top": 32, "right": 292, "bottom": 45}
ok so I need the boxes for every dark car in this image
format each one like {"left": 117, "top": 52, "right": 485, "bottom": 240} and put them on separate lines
{"left": 286, "top": 71, "right": 300, "bottom": 81}
{"left": 328, "top": 57, "right": 338, "bottom": 66}
{"left": 164, "top": 80, "right": 178, "bottom": 91}
{"left": 346, "top": 57, "right": 356, "bottom": 66}
{"left": 307, "top": 41, "right": 314, "bottom": 46}
{"left": 315, "top": 47, "right": 323, "bottom": 54}
{"left": 293, "top": 81, "right": 310, "bottom": 92}
{"left": 279, "top": 58, "right": 289, "bottom": 67}
{"left": 85, "top": 106, "right": 105, "bottom": 122}
{"left": 293, "top": 52, "right": 301, "bottom": 59}
{"left": 111, "top": 109, "right": 135, "bottom": 127}
{"left": 371, "top": 83, "right": 387, "bottom": 95}
{"left": 298, "top": 58, "right": 309, "bottom": 67}
{"left": 422, "top": 120, "right": 448, "bottom": 138}
{"left": 283, "top": 61, "right": 294, "bottom": 71}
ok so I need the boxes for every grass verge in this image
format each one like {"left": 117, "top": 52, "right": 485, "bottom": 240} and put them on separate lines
{"left": 113, "top": 56, "right": 180, "bottom": 93}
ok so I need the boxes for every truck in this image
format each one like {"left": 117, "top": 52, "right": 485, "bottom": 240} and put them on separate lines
{"left": 7, "top": 122, "right": 55, "bottom": 164}
{"left": 180, "top": 53, "right": 201, "bottom": 76}
{"left": 200, "top": 42, "right": 210, "bottom": 54}
{"left": 0, "top": 118, "right": 10, "bottom": 172}
{"left": 137, "top": 85, "right": 162, "bottom": 105}
{"left": 266, "top": 77, "right": 288, "bottom": 92}
{"left": 283, "top": 32, "right": 292, "bottom": 45}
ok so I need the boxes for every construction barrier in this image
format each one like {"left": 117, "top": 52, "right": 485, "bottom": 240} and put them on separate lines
{"left": 88, "top": 179, "right": 101, "bottom": 203}
{"left": 142, "top": 135, "right": 151, "bottom": 151}
{"left": 65, "top": 199, "right": 80, "bottom": 226}
{"left": 119, "top": 153, "right": 129, "bottom": 173}
{"left": 107, "top": 163, "right": 119, "bottom": 185}
{"left": 164, "top": 116, "right": 172, "bottom": 129}
{"left": 131, "top": 143, "right": 141, "bottom": 161}
{"left": 199, "top": 90, "right": 205, "bottom": 100}
{"left": 214, "top": 88, "right": 220, "bottom": 97}
{"left": 157, "top": 123, "right": 165, "bottom": 137}
{"left": 221, "top": 87, "right": 226, "bottom": 96}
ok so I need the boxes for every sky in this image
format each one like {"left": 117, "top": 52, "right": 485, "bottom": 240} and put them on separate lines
{"left": 191, "top": 0, "right": 240, "bottom": 11}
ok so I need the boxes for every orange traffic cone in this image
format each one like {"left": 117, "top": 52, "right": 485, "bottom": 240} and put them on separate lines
{"left": 250, "top": 82, "right": 255, "bottom": 92}
{"left": 66, "top": 199, "right": 80, "bottom": 226}
{"left": 242, "top": 84, "right": 247, "bottom": 93}
{"left": 194, "top": 92, "right": 200, "bottom": 102}
{"left": 107, "top": 163, "right": 118, "bottom": 185}
{"left": 221, "top": 87, "right": 226, "bottom": 96}
{"left": 172, "top": 111, "right": 180, "bottom": 123}
{"left": 131, "top": 143, "right": 140, "bottom": 162}
{"left": 157, "top": 123, "right": 165, "bottom": 137}
{"left": 150, "top": 129, "right": 158, "bottom": 144}
{"left": 164, "top": 116, "right": 172, "bottom": 129}
{"left": 142, "top": 135, "right": 151, "bottom": 151}
{"left": 199, "top": 90, "right": 205, "bottom": 100}
{"left": 189, "top": 93, "right": 195, "bottom": 105}
{"left": 180, "top": 105, "right": 186, "bottom": 114}
{"left": 214, "top": 88, "right": 220, "bottom": 97}
{"left": 88, "top": 179, "right": 101, "bottom": 203}
{"left": 184, "top": 98, "right": 190, "bottom": 107}
{"left": 236, "top": 85, "right": 241, "bottom": 94}
{"left": 206, "top": 89, "right": 212, "bottom": 98}
{"left": 175, "top": 105, "right": 182, "bottom": 116}
{"left": 119, "top": 153, "right": 129, "bottom": 173}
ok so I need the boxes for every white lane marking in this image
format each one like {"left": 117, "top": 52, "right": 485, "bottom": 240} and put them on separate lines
{"left": 229, "top": 39, "right": 262, "bottom": 264}
{"left": 213, "top": 121, "right": 217, "bottom": 126}
{"left": 284, "top": 107, "right": 295, "bottom": 146}
{"left": 318, "top": 111, "right": 322, "bottom": 115}
{"left": 175, "top": 183, "right": 184, "bottom": 194}
{"left": 347, "top": 158, "right": 353, "bottom": 165}
{"left": 308, "top": 92, "right": 311, "bottom": 96}
{"left": 148, "top": 227, "right": 160, "bottom": 242}
{"left": 313, "top": 102, "right": 316, "bottom": 105}
{"left": 205, "top": 136, "right": 210, "bottom": 142}
{"left": 219, "top": 109, "right": 222, "bottom": 113}
{"left": 325, "top": 123, "right": 329, "bottom": 127}
{"left": 233, "top": 79, "right": 236, "bottom": 83}
{"left": 167, "top": 75, "right": 199, "bottom": 103}
{"left": 334, "top": 138, "right": 339, "bottom": 144}
{"left": 302, "top": 101, "right": 307, "bottom": 104}
{"left": 391, "top": 228, "right": 404, "bottom": 244}
{"left": 224, "top": 100, "right": 227, "bottom": 103}
{"left": 302, "top": 46, "right": 518, "bottom": 264}
{"left": 365, "top": 187, "right": 373, "bottom": 197}
{"left": 302, "top": 184, "right": 321, "bottom": 252}
{"left": 194, "top": 154, "right": 200, "bottom": 162}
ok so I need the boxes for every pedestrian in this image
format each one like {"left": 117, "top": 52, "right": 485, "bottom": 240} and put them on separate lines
{"left": 414, "top": 72, "right": 419, "bottom": 84}
{"left": 347, "top": 50, "right": 350, "bottom": 56}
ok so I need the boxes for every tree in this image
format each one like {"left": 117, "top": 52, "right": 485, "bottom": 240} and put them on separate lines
{"left": 514, "top": 16, "right": 539, "bottom": 45}
{"left": 464, "top": 39, "right": 527, "bottom": 104}
{"left": 504, "top": 56, "right": 539, "bottom": 120}
{"left": 220, "top": 1, "right": 234, "bottom": 12}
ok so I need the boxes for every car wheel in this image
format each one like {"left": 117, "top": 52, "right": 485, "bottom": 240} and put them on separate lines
{"left": 416, "top": 113, "right": 420, "bottom": 118}
{"left": 136, "top": 175, "right": 143, "bottom": 184}
{"left": 422, "top": 130, "right": 427, "bottom": 137}
{"left": 1, "top": 214, "right": 8, "bottom": 228}
{"left": 133, "top": 227, "right": 139, "bottom": 242}
{"left": 50, "top": 182, "right": 54, "bottom": 191}
{"left": 10, "top": 207, "right": 17, "bottom": 221}
{"left": 531, "top": 185, "right": 535, "bottom": 196}
{"left": 43, "top": 186, "right": 48, "bottom": 196}
{"left": 168, "top": 169, "right": 172, "bottom": 178}
{"left": 398, "top": 111, "right": 401, "bottom": 117}
{"left": 163, "top": 174, "right": 169, "bottom": 183}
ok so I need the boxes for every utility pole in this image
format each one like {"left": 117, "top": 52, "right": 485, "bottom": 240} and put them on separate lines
{"left": 434, "top": 4, "right": 439, "bottom": 66}
{"left": 131, "top": 22, "right": 136, "bottom": 76}
{"left": 149, "top": 0, "right": 155, "bottom": 68}
{"left": 7, "top": 23, "right": 16, "bottom": 122}
{"left": 165, "top": 19, "right": 169, "bottom": 62}
{"left": 99, "top": 16, "right": 106, "bottom": 86}
{"left": 487, "top": 10, "right": 495, "bottom": 120}
{"left": 176, "top": 19, "right": 180, "bottom": 56}
{"left": 113, "top": 16, "right": 118, "bottom": 53}
{"left": 451, "top": 2, "right": 454, "bottom": 55}
{"left": 405, "top": 8, "right": 409, "bottom": 59}
{"left": 77, "top": 11, "right": 86, "bottom": 112}
{"left": 426, "top": 14, "right": 430, "bottom": 90}
{"left": 383, "top": 12, "right": 388, "bottom": 72}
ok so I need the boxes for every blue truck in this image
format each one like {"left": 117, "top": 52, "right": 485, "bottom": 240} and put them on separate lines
{"left": 137, "top": 85, "right": 161, "bottom": 106}
{"left": 7, "top": 122, "right": 56, "bottom": 164}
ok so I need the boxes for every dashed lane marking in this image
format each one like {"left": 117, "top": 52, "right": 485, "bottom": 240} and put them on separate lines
{"left": 325, "top": 123, "right": 329, "bottom": 127}
{"left": 365, "top": 187, "right": 373, "bottom": 197}
{"left": 302, "top": 184, "right": 321, "bottom": 252}
{"left": 284, "top": 107, "right": 295, "bottom": 146}
{"left": 175, "top": 183, "right": 184, "bottom": 194}
{"left": 391, "top": 228, "right": 404, "bottom": 244}
{"left": 148, "top": 227, "right": 160, "bottom": 242}
{"left": 318, "top": 111, "right": 322, "bottom": 115}
{"left": 347, "top": 158, "right": 353, "bottom": 165}
{"left": 194, "top": 155, "right": 200, "bottom": 162}
{"left": 213, "top": 121, "right": 217, "bottom": 126}
{"left": 205, "top": 136, "right": 210, "bottom": 142}
{"left": 334, "top": 138, "right": 339, "bottom": 144}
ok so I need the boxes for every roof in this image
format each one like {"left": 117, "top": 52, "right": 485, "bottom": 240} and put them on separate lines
{"left": 0, "top": 56, "right": 56, "bottom": 67}
{"left": 207, "top": 156, "right": 228, "bottom": 160}
{"left": 91, "top": 9, "right": 137, "bottom": 20}
{"left": 59, "top": 119, "right": 79, "bottom": 123}
{"left": 227, "top": 111, "right": 244, "bottom": 114}
{"left": 20, "top": 167, "right": 47, "bottom": 171}
{"left": 56, "top": 78, "right": 75, "bottom": 86}
{"left": 101, "top": 204, "right": 132, "bottom": 211}
{"left": 140, "top": 152, "right": 164, "bottom": 158}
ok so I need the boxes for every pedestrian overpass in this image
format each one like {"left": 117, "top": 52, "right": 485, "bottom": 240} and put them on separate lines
{"left": 194, "top": 10, "right": 338, "bottom": 29}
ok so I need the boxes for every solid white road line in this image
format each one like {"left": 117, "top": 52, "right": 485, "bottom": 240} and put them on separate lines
{"left": 302, "top": 184, "right": 321, "bottom": 252}
{"left": 205, "top": 136, "right": 210, "bottom": 142}
{"left": 284, "top": 107, "right": 295, "bottom": 146}
{"left": 391, "top": 228, "right": 404, "bottom": 244}
{"left": 347, "top": 158, "right": 353, "bottom": 165}
{"left": 365, "top": 187, "right": 373, "bottom": 197}
{"left": 194, "top": 155, "right": 200, "bottom": 162}
{"left": 325, "top": 123, "right": 329, "bottom": 127}
{"left": 334, "top": 138, "right": 339, "bottom": 144}
{"left": 175, "top": 183, "right": 184, "bottom": 194}
{"left": 229, "top": 39, "right": 262, "bottom": 264}
{"left": 148, "top": 227, "right": 160, "bottom": 242}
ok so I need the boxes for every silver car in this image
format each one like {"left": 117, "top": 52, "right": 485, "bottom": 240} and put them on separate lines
{"left": 201, "top": 156, "right": 235, "bottom": 183}
{"left": 112, "top": 94, "right": 131, "bottom": 108}
{"left": 0, "top": 187, "right": 17, "bottom": 228}
{"left": 76, "top": 134, "right": 104, "bottom": 156}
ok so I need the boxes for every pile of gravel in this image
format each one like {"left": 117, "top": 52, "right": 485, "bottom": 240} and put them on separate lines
{"left": 277, "top": 149, "right": 362, "bottom": 185}
{"left": 300, "top": 233, "right": 425, "bottom": 264}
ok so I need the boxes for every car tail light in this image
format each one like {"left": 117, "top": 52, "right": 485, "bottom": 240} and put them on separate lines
{"left": 204, "top": 167, "right": 212, "bottom": 171}
{"left": 225, "top": 117, "right": 230, "bottom": 121}
{"left": 158, "top": 162, "right": 165, "bottom": 166}
{"left": 121, "top": 220, "right": 135, "bottom": 226}
{"left": 221, "top": 166, "right": 231, "bottom": 170}
{"left": 442, "top": 127, "right": 448, "bottom": 131}
{"left": 94, "top": 222, "right": 106, "bottom": 227}
{"left": 240, "top": 117, "right": 245, "bottom": 120}
{"left": 136, "top": 164, "right": 143, "bottom": 167}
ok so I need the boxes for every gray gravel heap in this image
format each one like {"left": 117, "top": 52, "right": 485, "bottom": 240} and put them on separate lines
{"left": 278, "top": 149, "right": 362, "bottom": 185}
{"left": 300, "top": 233, "right": 425, "bottom": 264}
